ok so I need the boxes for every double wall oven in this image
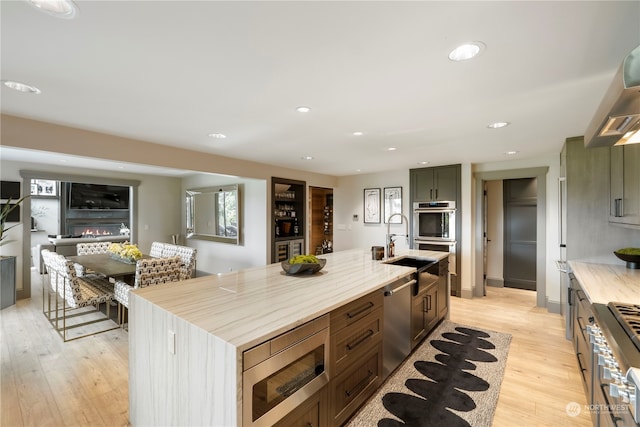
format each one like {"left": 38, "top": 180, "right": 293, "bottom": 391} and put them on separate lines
{"left": 412, "top": 201, "right": 457, "bottom": 291}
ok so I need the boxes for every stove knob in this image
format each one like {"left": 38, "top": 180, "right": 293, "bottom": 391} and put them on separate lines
{"left": 618, "top": 387, "right": 631, "bottom": 404}
{"left": 610, "top": 382, "right": 621, "bottom": 398}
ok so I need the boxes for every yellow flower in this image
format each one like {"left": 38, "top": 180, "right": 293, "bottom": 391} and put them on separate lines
{"left": 108, "top": 242, "right": 142, "bottom": 260}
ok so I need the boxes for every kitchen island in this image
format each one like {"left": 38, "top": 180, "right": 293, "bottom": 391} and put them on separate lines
{"left": 128, "top": 248, "right": 447, "bottom": 427}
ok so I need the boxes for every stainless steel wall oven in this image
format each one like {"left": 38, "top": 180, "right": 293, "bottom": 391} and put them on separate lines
{"left": 413, "top": 201, "right": 457, "bottom": 290}
{"left": 242, "top": 314, "right": 330, "bottom": 426}
{"left": 413, "top": 201, "right": 456, "bottom": 242}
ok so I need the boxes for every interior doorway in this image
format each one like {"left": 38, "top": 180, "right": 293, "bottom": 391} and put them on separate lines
{"left": 474, "top": 167, "right": 548, "bottom": 307}
{"left": 484, "top": 178, "right": 538, "bottom": 292}
{"left": 309, "top": 187, "right": 333, "bottom": 255}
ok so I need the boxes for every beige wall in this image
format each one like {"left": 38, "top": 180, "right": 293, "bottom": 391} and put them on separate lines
{"left": 1, "top": 114, "right": 338, "bottom": 188}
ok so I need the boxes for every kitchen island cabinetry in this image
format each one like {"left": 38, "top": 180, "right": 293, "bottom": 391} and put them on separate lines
{"left": 410, "top": 165, "right": 459, "bottom": 202}
{"left": 129, "top": 249, "right": 447, "bottom": 427}
{"left": 410, "top": 258, "right": 449, "bottom": 348}
{"left": 329, "top": 290, "right": 383, "bottom": 426}
{"left": 273, "top": 387, "right": 328, "bottom": 427}
{"left": 609, "top": 143, "right": 640, "bottom": 228}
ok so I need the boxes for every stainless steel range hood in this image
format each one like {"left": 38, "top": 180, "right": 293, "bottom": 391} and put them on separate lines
{"left": 585, "top": 45, "right": 640, "bottom": 148}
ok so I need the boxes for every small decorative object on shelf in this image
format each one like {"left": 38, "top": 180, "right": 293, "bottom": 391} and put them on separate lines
{"left": 108, "top": 242, "right": 142, "bottom": 264}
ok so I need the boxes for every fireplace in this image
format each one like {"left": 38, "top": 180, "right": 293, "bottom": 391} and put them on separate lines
{"left": 67, "top": 222, "right": 127, "bottom": 237}
{"left": 61, "top": 182, "right": 132, "bottom": 237}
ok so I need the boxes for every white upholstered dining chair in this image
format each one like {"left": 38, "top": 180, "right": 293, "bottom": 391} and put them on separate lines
{"left": 40, "top": 249, "right": 118, "bottom": 342}
{"left": 113, "top": 256, "right": 182, "bottom": 328}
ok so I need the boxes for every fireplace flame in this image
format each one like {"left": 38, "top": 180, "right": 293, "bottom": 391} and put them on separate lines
{"left": 81, "top": 228, "right": 113, "bottom": 236}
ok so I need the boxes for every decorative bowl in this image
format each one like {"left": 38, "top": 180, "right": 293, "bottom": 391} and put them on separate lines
{"left": 614, "top": 249, "right": 640, "bottom": 269}
{"left": 281, "top": 258, "right": 327, "bottom": 275}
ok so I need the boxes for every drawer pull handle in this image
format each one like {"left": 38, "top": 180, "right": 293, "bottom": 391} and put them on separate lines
{"left": 347, "top": 302, "right": 374, "bottom": 319}
{"left": 345, "top": 369, "right": 374, "bottom": 398}
{"left": 347, "top": 329, "right": 374, "bottom": 351}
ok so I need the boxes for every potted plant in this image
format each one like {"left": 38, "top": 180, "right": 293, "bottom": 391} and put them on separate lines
{"left": 1, "top": 196, "right": 28, "bottom": 246}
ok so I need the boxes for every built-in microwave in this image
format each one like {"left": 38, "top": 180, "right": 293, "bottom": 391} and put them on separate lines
{"left": 412, "top": 201, "right": 456, "bottom": 241}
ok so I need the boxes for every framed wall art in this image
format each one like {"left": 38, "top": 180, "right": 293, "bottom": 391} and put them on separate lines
{"left": 30, "top": 179, "right": 58, "bottom": 198}
{"left": 363, "top": 188, "right": 381, "bottom": 224}
{"left": 384, "top": 187, "right": 403, "bottom": 223}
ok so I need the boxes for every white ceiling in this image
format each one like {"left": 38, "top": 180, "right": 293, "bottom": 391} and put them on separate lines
{"left": 1, "top": 1, "right": 639, "bottom": 177}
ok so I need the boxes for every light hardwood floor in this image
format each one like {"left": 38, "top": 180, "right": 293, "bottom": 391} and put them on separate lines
{"left": 1, "top": 271, "right": 592, "bottom": 426}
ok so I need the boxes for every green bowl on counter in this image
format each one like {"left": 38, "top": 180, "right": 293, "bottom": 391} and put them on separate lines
{"left": 614, "top": 248, "right": 640, "bottom": 269}
{"left": 281, "top": 258, "right": 327, "bottom": 275}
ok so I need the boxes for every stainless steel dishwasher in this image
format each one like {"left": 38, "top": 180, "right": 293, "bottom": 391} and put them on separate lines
{"left": 382, "top": 274, "right": 416, "bottom": 379}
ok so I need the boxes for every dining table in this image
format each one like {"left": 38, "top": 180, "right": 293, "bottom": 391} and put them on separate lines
{"left": 67, "top": 253, "right": 151, "bottom": 281}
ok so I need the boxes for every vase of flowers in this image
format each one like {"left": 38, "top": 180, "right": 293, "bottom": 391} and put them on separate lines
{"left": 108, "top": 242, "right": 142, "bottom": 264}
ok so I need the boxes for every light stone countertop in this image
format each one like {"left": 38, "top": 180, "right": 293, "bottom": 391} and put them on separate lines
{"left": 132, "top": 248, "right": 447, "bottom": 351}
{"left": 568, "top": 260, "right": 640, "bottom": 304}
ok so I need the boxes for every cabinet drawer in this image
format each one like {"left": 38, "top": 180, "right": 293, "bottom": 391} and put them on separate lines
{"left": 273, "top": 386, "right": 327, "bottom": 427}
{"left": 330, "top": 343, "right": 382, "bottom": 426}
{"left": 331, "top": 307, "right": 382, "bottom": 372}
{"left": 330, "top": 291, "right": 382, "bottom": 332}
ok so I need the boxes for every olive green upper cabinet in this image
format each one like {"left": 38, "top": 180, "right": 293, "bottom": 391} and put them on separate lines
{"left": 410, "top": 165, "right": 459, "bottom": 202}
{"left": 610, "top": 143, "right": 640, "bottom": 228}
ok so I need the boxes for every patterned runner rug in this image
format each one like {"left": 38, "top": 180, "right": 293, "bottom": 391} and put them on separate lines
{"left": 346, "top": 320, "right": 512, "bottom": 427}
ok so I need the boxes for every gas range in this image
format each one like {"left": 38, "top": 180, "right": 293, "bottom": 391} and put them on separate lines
{"left": 590, "top": 302, "right": 640, "bottom": 426}
{"left": 609, "top": 303, "right": 640, "bottom": 353}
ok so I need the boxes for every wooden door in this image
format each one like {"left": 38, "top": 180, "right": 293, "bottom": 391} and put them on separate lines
{"left": 309, "top": 187, "right": 333, "bottom": 255}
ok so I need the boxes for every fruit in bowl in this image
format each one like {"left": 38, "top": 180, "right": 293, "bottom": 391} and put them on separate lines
{"left": 281, "top": 254, "right": 327, "bottom": 275}
{"left": 614, "top": 248, "right": 640, "bottom": 269}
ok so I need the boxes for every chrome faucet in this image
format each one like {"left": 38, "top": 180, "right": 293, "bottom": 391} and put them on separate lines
{"left": 386, "top": 213, "right": 409, "bottom": 259}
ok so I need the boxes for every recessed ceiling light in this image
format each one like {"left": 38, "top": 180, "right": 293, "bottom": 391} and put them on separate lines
{"left": 27, "top": 0, "right": 78, "bottom": 19}
{"left": 2, "top": 80, "right": 41, "bottom": 94}
{"left": 448, "top": 42, "right": 486, "bottom": 61}
{"left": 487, "top": 122, "right": 510, "bottom": 129}
{"left": 296, "top": 106, "right": 311, "bottom": 113}
{"left": 387, "top": 147, "right": 397, "bottom": 151}
{"left": 417, "top": 161, "right": 430, "bottom": 165}
{"left": 208, "top": 133, "right": 227, "bottom": 139}
{"left": 353, "top": 131, "right": 364, "bottom": 136}
{"left": 301, "top": 156, "right": 314, "bottom": 160}
{"left": 504, "top": 151, "right": 519, "bottom": 156}
{"left": 355, "top": 169, "right": 362, "bottom": 172}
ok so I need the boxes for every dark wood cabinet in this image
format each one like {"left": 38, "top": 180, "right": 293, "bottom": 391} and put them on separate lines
{"left": 329, "top": 290, "right": 383, "bottom": 427}
{"left": 609, "top": 143, "right": 640, "bottom": 227}
{"left": 410, "top": 165, "right": 460, "bottom": 297}
{"left": 410, "top": 165, "right": 458, "bottom": 202}
{"left": 437, "top": 259, "right": 449, "bottom": 320}
{"left": 272, "top": 177, "right": 306, "bottom": 262}
{"left": 568, "top": 274, "right": 597, "bottom": 425}
{"left": 411, "top": 259, "right": 449, "bottom": 349}
{"left": 273, "top": 387, "right": 328, "bottom": 427}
